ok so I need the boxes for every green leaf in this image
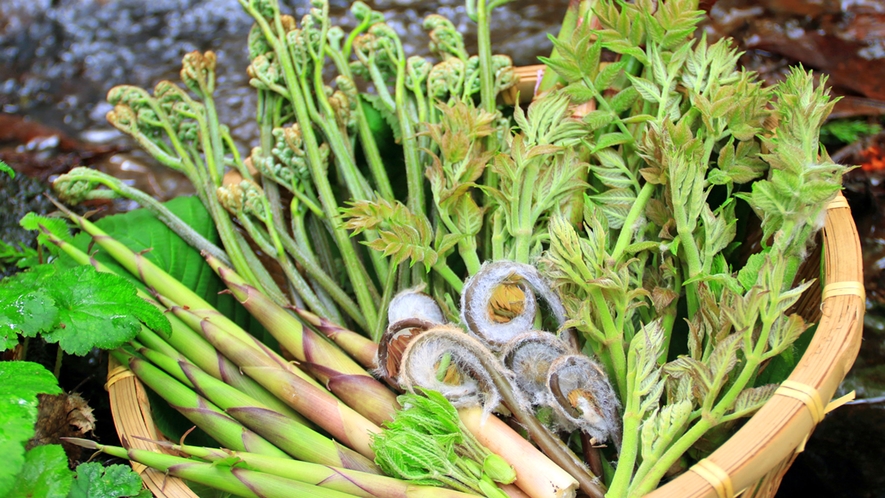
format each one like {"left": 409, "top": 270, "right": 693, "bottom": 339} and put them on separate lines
{"left": 0, "top": 265, "right": 60, "bottom": 348}
{"left": 0, "top": 160, "right": 13, "bottom": 178}
{"left": 594, "top": 61, "right": 626, "bottom": 93}
{"left": 20, "top": 213, "right": 72, "bottom": 256}
{"left": 362, "top": 93, "right": 401, "bottom": 142}
{"left": 627, "top": 75, "right": 661, "bottom": 103}
{"left": 61, "top": 196, "right": 263, "bottom": 342}
{"left": 1, "top": 264, "right": 170, "bottom": 356}
{"left": 0, "top": 361, "right": 62, "bottom": 497}
{"left": 7, "top": 445, "right": 73, "bottom": 498}
{"left": 44, "top": 265, "right": 169, "bottom": 354}
{"left": 609, "top": 86, "right": 640, "bottom": 113}
{"left": 755, "top": 323, "right": 817, "bottom": 386}
{"left": 592, "top": 132, "right": 634, "bottom": 153}
{"left": 737, "top": 250, "right": 768, "bottom": 291}
{"left": 0, "top": 240, "right": 39, "bottom": 271}
{"left": 583, "top": 110, "right": 615, "bottom": 131}
{"left": 538, "top": 55, "right": 583, "bottom": 84}
{"left": 68, "top": 462, "right": 148, "bottom": 498}
{"left": 729, "top": 384, "right": 777, "bottom": 418}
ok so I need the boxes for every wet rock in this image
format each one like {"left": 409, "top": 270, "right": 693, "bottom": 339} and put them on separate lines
{"left": 0, "top": 0, "right": 567, "bottom": 147}
{"left": 705, "top": 0, "right": 885, "bottom": 100}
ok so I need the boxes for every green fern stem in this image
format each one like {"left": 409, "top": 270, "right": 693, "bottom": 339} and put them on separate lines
{"left": 242, "top": 0, "right": 379, "bottom": 329}
{"left": 325, "top": 48, "right": 395, "bottom": 201}
{"left": 611, "top": 181, "right": 655, "bottom": 261}
{"left": 588, "top": 288, "right": 628, "bottom": 399}
{"left": 513, "top": 161, "right": 540, "bottom": 263}
{"left": 606, "top": 353, "right": 643, "bottom": 497}
{"left": 433, "top": 261, "right": 464, "bottom": 293}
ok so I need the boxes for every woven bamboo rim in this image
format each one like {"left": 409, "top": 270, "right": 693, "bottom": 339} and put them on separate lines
{"left": 106, "top": 356, "right": 199, "bottom": 497}
{"left": 108, "top": 65, "right": 864, "bottom": 497}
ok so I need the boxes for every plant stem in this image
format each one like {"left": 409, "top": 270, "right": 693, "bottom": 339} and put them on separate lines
{"left": 242, "top": 0, "right": 379, "bottom": 329}
{"left": 373, "top": 260, "right": 399, "bottom": 342}
{"left": 53, "top": 345, "right": 63, "bottom": 379}
{"left": 514, "top": 161, "right": 540, "bottom": 263}
{"left": 611, "top": 181, "right": 654, "bottom": 261}
{"left": 56, "top": 168, "right": 231, "bottom": 266}
{"left": 433, "top": 261, "right": 465, "bottom": 293}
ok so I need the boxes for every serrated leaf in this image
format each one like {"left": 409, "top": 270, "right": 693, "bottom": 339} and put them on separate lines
{"left": 622, "top": 114, "right": 655, "bottom": 124}
{"left": 451, "top": 195, "right": 484, "bottom": 237}
{"left": 593, "top": 132, "right": 634, "bottom": 152}
{"left": 0, "top": 361, "right": 62, "bottom": 497}
{"left": 730, "top": 384, "right": 778, "bottom": 417}
{"left": 20, "top": 213, "right": 72, "bottom": 257}
{"left": 625, "top": 241, "right": 661, "bottom": 254}
{"left": 362, "top": 93, "right": 401, "bottom": 142}
{"left": 756, "top": 323, "right": 817, "bottom": 386}
{"left": 609, "top": 86, "right": 640, "bottom": 113}
{"left": 68, "top": 462, "right": 147, "bottom": 498}
{"left": 709, "top": 333, "right": 741, "bottom": 380}
{"left": 538, "top": 56, "right": 583, "bottom": 84}
{"left": 627, "top": 75, "right": 661, "bottom": 103}
{"left": 583, "top": 110, "right": 615, "bottom": 131}
{"left": 7, "top": 444, "right": 73, "bottom": 498}
{"left": 594, "top": 61, "right": 626, "bottom": 92}
{"left": 29, "top": 265, "right": 171, "bottom": 356}
{"left": 737, "top": 250, "right": 768, "bottom": 291}
{"left": 664, "top": 356, "right": 712, "bottom": 401}
{"left": 768, "top": 314, "right": 811, "bottom": 356}
{"left": 589, "top": 188, "right": 636, "bottom": 229}
{"left": 1, "top": 265, "right": 61, "bottom": 346}
{"left": 564, "top": 84, "right": 597, "bottom": 104}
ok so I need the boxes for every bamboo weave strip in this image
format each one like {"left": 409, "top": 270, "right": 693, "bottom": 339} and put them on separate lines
{"left": 826, "top": 195, "right": 849, "bottom": 210}
{"left": 689, "top": 459, "right": 734, "bottom": 498}
{"left": 105, "top": 365, "right": 136, "bottom": 390}
{"left": 774, "top": 381, "right": 826, "bottom": 424}
{"left": 821, "top": 281, "right": 865, "bottom": 300}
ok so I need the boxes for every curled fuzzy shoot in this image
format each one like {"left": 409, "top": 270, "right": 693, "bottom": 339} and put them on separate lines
{"left": 387, "top": 288, "right": 445, "bottom": 325}
{"left": 461, "top": 260, "right": 570, "bottom": 350}
{"left": 547, "top": 355, "right": 622, "bottom": 449}
{"left": 398, "top": 326, "right": 512, "bottom": 415}
{"left": 376, "top": 318, "right": 437, "bottom": 386}
{"left": 501, "top": 332, "right": 575, "bottom": 406}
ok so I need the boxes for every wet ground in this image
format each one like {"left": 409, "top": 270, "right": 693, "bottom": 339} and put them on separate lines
{"left": 3, "top": 0, "right": 885, "bottom": 496}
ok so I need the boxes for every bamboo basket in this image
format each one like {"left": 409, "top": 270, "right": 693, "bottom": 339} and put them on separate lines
{"left": 107, "top": 65, "right": 865, "bottom": 498}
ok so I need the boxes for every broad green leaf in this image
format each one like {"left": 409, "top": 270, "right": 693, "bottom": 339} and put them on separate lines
{"left": 68, "top": 462, "right": 149, "bottom": 498}
{"left": 61, "top": 196, "right": 262, "bottom": 340}
{"left": 38, "top": 265, "right": 170, "bottom": 355}
{"left": 7, "top": 445, "right": 73, "bottom": 498}
{"left": 0, "top": 263, "right": 168, "bottom": 355}
{"left": 0, "top": 265, "right": 60, "bottom": 346}
{"left": 0, "top": 361, "right": 62, "bottom": 497}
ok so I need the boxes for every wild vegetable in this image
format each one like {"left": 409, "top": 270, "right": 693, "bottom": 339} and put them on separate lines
{"left": 0, "top": 0, "right": 850, "bottom": 497}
